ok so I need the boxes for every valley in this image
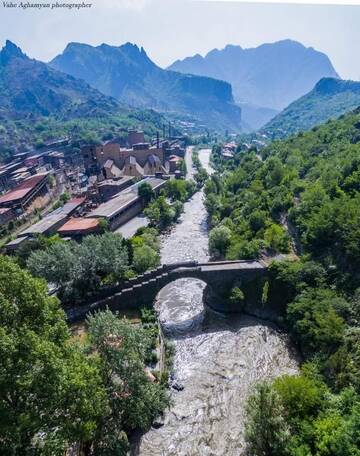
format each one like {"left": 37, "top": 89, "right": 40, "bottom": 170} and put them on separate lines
{"left": 1, "top": 5, "right": 360, "bottom": 453}
{"left": 132, "top": 149, "right": 298, "bottom": 455}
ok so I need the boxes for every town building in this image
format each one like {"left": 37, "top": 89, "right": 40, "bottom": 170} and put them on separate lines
{"left": 18, "top": 197, "right": 85, "bottom": 237}
{"left": 0, "top": 207, "right": 15, "bottom": 227}
{"left": 128, "top": 129, "right": 145, "bottom": 147}
{"left": 57, "top": 217, "right": 100, "bottom": 239}
{"left": 81, "top": 130, "right": 186, "bottom": 180}
{"left": 168, "top": 155, "right": 183, "bottom": 173}
{"left": 0, "top": 173, "right": 50, "bottom": 213}
{"left": 85, "top": 177, "right": 166, "bottom": 231}
{"left": 4, "top": 197, "right": 85, "bottom": 252}
{"left": 97, "top": 176, "right": 135, "bottom": 202}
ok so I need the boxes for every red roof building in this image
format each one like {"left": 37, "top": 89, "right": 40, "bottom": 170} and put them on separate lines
{"left": 57, "top": 217, "right": 100, "bottom": 238}
{"left": 0, "top": 173, "right": 49, "bottom": 210}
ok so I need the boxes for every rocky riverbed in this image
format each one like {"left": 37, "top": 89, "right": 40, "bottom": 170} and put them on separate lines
{"left": 132, "top": 149, "right": 298, "bottom": 456}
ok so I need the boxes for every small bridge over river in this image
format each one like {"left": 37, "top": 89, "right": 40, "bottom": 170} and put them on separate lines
{"left": 67, "top": 260, "right": 269, "bottom": 322}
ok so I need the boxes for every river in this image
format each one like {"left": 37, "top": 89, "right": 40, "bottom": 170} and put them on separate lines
{"left": 132, "top": 148, "right": 298, "bottom": 456}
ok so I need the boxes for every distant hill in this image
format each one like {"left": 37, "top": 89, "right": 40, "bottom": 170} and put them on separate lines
{"left": 168, "top": 40, "right": 338, "bottom": 128}
{"left": 263, "top": 78, "right": 360, "bottom": 139}
{"left": 50, "top": 42, "right": 242, "bottom": 132}
{"left": 238, "top": 103, "right": 279, "bottom": 131}
{"left": 0, "top": 41, "right": 165, "bottom": 160}
{"left": 0, "top": 40, "right": 123, "bottom": 120}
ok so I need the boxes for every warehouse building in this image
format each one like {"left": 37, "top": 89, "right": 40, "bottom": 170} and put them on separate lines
{"left": 85, "top": 177, "right": 166, "bottom": 231}
{"left": 0, "top": 173, "right": 49, "bottom": 213}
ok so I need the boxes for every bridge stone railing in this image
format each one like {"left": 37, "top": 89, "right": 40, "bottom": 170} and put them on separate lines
{"left": 66, "top": 260, "right": 267, "bottom": 323}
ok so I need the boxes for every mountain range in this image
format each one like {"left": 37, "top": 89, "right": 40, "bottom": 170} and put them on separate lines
{"left": 0, "top": 40, "right": 167, "bottom": 160}
{"left": 168, "top": 40, "right": 339, "bottom": 128}
{"left": 0, "top": 40, "right": 122, "bottom": 121}
{"left": 50, "top": 42, "right": 242, "bottom": 132}
{"left": 2, "top": 38, "right": 359, "bottom": 155}
{"left": 263, "top": 78, "right": 360, "bottom": 139}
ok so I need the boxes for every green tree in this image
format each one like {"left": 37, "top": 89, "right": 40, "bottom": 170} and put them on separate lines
{"left": 164, "top": 179, "right": 188, "bottom": 202}
{"left": 264, "top": 224, "right": 290, "bottom": 253}
{"left": 287, "top": 288, "right": 346, "bottom": 355}
{"left": 138, "top": 182, "right": 155, "bottom": 205}
{"left": 132, "top": 245, "right": 160, "bottom": 274}
{"left": 87, "top": 310, "right": 169, "bottom": 453}
{"left": 144, "top": 196, "right": 175, "bottom": 229}
{"left": 273, "top": 375, "right": 325, "bottom": 423}
{"left": 27, "top": 233, "right": 129, "bottom": 301}
{"left": 209, "top": 225, "right": 232, "bottom": 258}
{"left": 313, "top": 414, "right": 354, "bottom": 456}
{"left": 0, "top": 256, "right": 106, "bottom": 454}
{"left": 229, "top": 286, "right": 245, "bottom": 310}
{"left": 194, "top": 168, "right": 209, "bottom": 187}
{"left": 245, "top": 382, "right": 290, "bottom": 456}
{"left": 98, "top": 217, "right": 110, "bottom": 233}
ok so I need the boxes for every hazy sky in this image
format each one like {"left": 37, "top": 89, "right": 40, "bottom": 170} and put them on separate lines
{"left": 1, "top": 0, "right": 360, "bottom": 80}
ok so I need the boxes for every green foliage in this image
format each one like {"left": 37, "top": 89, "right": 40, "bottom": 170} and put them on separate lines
{"left": 98, "top": 217, "right": 110, "bottom": 233}
{"left": 229, "top": 286, "right": 245, "bottom": 311}
{"left": 164, "top": 179, "right": 183, "bottom": 201}
{"left": 287, "top": 288, "right": 346, "bottom": 356}
{"left": 206, "top": 109, "right": 360, "bottom": 276}
{"left": 87, "top": 310, "right": 169, "bottom": 452}
{"left": 132, "top": 245, "right": 160, "bottom": 274}
{"left": 0, "top": 256, "right": 169, "bottom": 453}
{"left": 130, "top": 227, "right": 160, "bottom": 275}
{"left": 164, "top": 178, "right": 195, "bottom": 202}
{"left": 273, "top": 375, "right": 326, "bottom": 422}
{"left": 26, "top": 233, "right": 129, "bottom": 301}
{"left": 246, "top": 373, "right": 360, "bottom": 456}
{"left": 211, "top": 108, "right": 360, "bottom": 456}
{"left": 264, "top": 223, "right": 290, "bottom": 252}
{"left": 0, "top": 256, "right": 106, "bottom": 454}
{"left": 264, "top": 78, "right": 360, "bottom": 139}
{"left": 209, "top": 225, "right": 232, "bottom": 259}
{"left": 194, "top": 168, "right": 209, "bottom": 187}
{"left": 138, "top": 182, "right": 155, "bottom": 205}
{"left": 245, "top": 382, "right": 291, "bottom": 456}
{"left": 262, "top": 280, "right": 269, "bottom": 305}
{"left": 15, "top": 234, "right": 65, "bottom": 268}
{"left": 144, "top": 195, "right": 181, "bottom": 229}
{"left": 59, "top": 191, "right": 70, "bottom": 204}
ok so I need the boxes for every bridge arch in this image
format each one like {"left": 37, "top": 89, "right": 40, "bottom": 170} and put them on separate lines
{"left": 67, "top": 260, "right": 268, "bottom": 323}
{"left": 152, "top": 277, "right": 209, "bottom": 337}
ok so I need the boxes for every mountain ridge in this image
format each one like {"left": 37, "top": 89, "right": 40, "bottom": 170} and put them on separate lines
{"left": 50, "top": 41, "right": 242, "bottom": 132}
{"left": 0, "top": 40, "right": 167, "bottom": 160}
{"left": 0, "top": 39, "right": 124, "bottom": 121}
{"left": 262, "top": 77, "right": 360, "bottom": 139}
{"left": 168, "top": 39, "right": 339, "bottom": 127}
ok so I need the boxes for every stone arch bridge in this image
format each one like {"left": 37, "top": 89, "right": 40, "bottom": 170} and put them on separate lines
{"left": 67, "top": 260, "right": 268, "bottom": 323}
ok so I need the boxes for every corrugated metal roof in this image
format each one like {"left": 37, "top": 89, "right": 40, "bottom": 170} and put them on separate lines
{"left": 0, "top": 173, "right": 48, "bottom": 204}
{"left": 20, "top": 197, "right": 85, "bottom": 235}
{"left": 86, "top": 192, "right": 138, "bottom": 219}
{"left": 86, "top": 177, "right": 166, "bottom": 219}
{"left": 58, "top": 218, "right": 99, "bottom": 232}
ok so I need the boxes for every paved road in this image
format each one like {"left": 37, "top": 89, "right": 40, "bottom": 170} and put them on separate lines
{"left": 185, "top": 145, "right": 195, "bottom": 180}
{"left": 114, "top": 214, "right": 149, "bottom": 239}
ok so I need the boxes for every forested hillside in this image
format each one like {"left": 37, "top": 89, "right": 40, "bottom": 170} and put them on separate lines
{"left": 264, "top": 78, "right": 360, "bottom": 139}
{"left": 0, "top": 40, "right": 166, "bottom": 161}
{"left": 207, "top": 108, "right": 360, "bottom": 454}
